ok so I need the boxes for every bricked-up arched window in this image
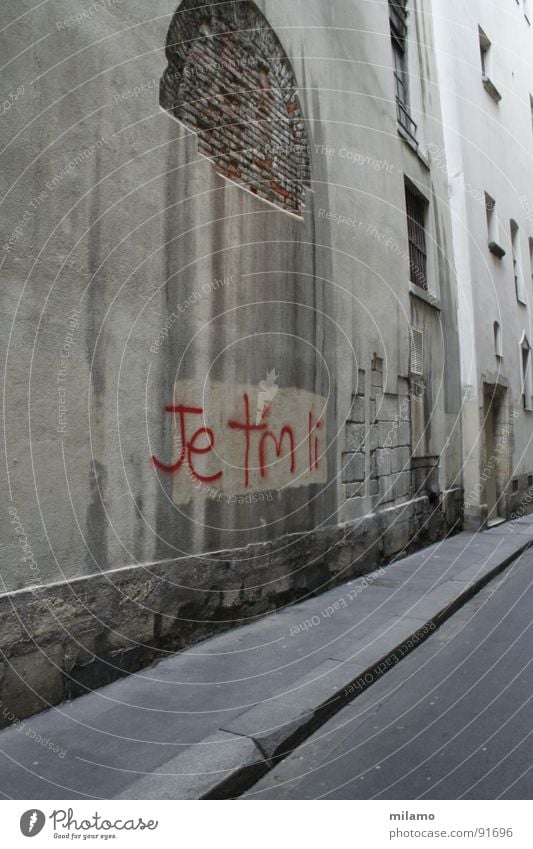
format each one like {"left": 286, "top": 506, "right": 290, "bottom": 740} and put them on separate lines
{"left": 161, "top": 0, "right": 312, "bottom": 215}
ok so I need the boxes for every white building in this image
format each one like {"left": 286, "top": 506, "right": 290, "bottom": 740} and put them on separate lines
{"left": 431, "top": 0, "right": 533, "bottom": 527}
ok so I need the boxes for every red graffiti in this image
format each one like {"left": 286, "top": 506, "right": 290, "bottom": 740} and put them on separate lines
{"left": 151, "top": 405, "right": 223, "bottom": 483}
{"left": 153, "top": 394, "right": 324, "bottom": 489}
{"left": 259, "top": 427, "right": 296, "bottom": 479}
{"left": 228, "top": 393, "right": 267, "bottom": 488}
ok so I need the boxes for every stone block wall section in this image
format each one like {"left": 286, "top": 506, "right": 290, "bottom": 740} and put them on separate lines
{"left": 505, "top": 474, "right": 533, "bottom": 525}
{"left": 0, "top": 499, "right": 456, "bottom": 728}
{"left": 343, "top": 358, "right": 425, "bottom": 509}
{"left": 161, "top": 0, "right": 311, "bottom": 213}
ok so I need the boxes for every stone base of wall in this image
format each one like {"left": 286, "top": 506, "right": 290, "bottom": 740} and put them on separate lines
{"left": 464, "top": 473, "right": 533, "bottom": 530}
{"left": 508, "top": 473, "right": 533, "bottom": 522}
{"left": 0, "top": 492, "right": 463, "bottom": 727}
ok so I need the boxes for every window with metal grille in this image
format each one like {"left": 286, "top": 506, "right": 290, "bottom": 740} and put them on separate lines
{"left": 389, "top": 0, "right": 417, "bottom": 144}
{"left": 389, "top": 0, "right": 408, "bottom": 40}
{"left": 405, "top": 182, "right": 428, "bottom": 290}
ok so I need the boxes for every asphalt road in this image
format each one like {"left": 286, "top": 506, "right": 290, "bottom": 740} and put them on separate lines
{"left": 245, "top": 549, "right": 533, "bottom": 800}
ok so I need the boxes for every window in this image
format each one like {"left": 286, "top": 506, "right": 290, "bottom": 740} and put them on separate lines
{"left": 390, "top": 0, "right": 417, "bottom": 144}
{"left": 511, "top": 220, "right": 526, "bottom": 303}
{"left": 479, "top": 26, "right": 502, "bottom": 102}
{"left": 479, "top": 27, "right": 490, "bottom": 75}
{"left": 494, "top": 322, "right": 503, "bottom": 358}
{"left": 485, "top": 193, "right": 505, "bottom": 257}
{"left": 405, "top": 181, "right": 428, "bottom": 290}
{"left": 520, "top": 332, "right": 533, "bottom": 410}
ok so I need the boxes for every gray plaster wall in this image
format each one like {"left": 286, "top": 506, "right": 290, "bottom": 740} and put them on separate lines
{"left": 0, "top": 0, "right": 463, "bottom": 711}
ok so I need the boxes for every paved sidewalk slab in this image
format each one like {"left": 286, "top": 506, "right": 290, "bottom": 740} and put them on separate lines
{"left": 0, "top": 520, "right": 531, "bottom": 800}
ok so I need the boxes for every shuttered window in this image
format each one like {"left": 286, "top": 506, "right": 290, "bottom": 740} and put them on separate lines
{"left": 405, "top": 184, "right": 428, "bottom": 291}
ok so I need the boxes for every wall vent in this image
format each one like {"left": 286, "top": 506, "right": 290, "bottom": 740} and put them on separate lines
{"left": 410, "top": 328, "right": 424, "bottom": 375}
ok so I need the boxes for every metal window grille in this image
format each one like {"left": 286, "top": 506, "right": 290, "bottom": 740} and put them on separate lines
{"left": 389, "top": 0, "right": 408, "bottom": 42}
{"left": 389, "top": 1, "right": 417, "bottom": 144}
{"left": 394, "top": 71, "right": 418, "bottom": 144}
{"left": 405, "top": 186, "right": 428, "bottom": 290}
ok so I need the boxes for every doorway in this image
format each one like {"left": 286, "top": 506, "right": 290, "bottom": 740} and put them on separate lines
{"left": 483, "top": 384, "right": 508, "bottom": 526}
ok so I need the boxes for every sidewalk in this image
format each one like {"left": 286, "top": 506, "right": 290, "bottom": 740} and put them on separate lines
{"left": 0, "top": 518, "right": 532, "bottom": 800}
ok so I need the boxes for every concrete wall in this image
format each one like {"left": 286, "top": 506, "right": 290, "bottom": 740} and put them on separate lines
{"left": 0, "top": 0, "right": 463, "bottom": 719}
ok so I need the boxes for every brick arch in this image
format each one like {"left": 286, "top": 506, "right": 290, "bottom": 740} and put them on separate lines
{"left": 161, "top": 0, "right": 312, "bottom": 215}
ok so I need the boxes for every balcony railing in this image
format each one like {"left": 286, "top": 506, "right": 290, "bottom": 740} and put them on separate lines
{"left": 394, "top": 72, "right": 418, "bottom": 146}
{"left": 397, "top": 99, "right": 418, "bottom": 146}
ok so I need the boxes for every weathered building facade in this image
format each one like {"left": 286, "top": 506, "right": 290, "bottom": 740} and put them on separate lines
{"left": 432, "top": 0, "right": 533, "bottom": 528}
{"left": 0, "top": 0, "right": 464, "bottom": 721}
